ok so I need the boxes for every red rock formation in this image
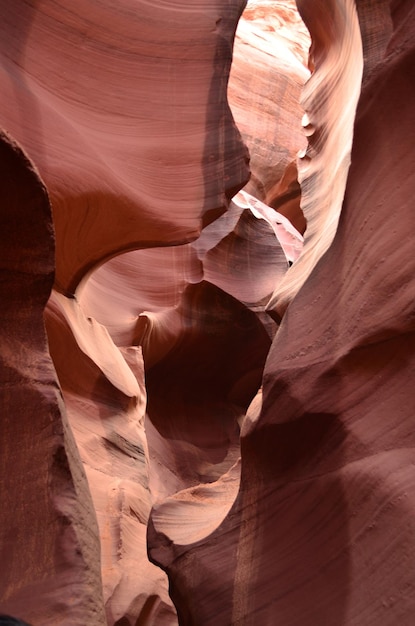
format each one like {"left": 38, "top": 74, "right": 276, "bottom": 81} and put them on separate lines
{"left": 0, "top": 132, "right": 106, "bottom": 625}
{"left": 149, "top": 1, "right": 415, "bottom": 625}
{"left": 268, "top": 0, "right": 364, "bottom": 318}
{"left": 0, "top": 1, "right": 255, "bottom": 623}
{"left": 265, "top": 159, "right": 306, "bottom": 234}
{"left": 229, "top": 0, "right": 309, "bottom": 199}
{"left": 3, "top": 0, "right": 414, "bottom": 625}
{"left": 237, "top": 4, "right": 415, "bottom": 621}
{"left": 0, "top": 0, "right": 253, "bottom": 623}
{"left": 78, "top": 191, "right": 301, "bottom": 503}
{"left": 44, "top": 293, "right": 176, "bottom": 625}
{"left": 0, "top": 0, "right": 249, "bottom": 295}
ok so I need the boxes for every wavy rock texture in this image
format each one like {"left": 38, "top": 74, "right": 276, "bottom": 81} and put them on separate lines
{"left": 3, "top": 0, "right": 414, "bottom": 625}
{"left": 267, "top": 0, "right": 364, "bottom": 318}
{"left": 79, "top": 192, "right": 301, "bottom": 501}
{"left": 0, "top": 0, "right": 249, "bottom": 294}
{"left": 239, "top": 4, "right": 415, "bottom": 622}
{"left": 151, "top": 3, "right": 415, "bottom": 626}
{"left": 43, "top": 190, "right": 298, "bottom": 624}
{"left": 1, "top": 0, "right": 306, "bottom": 624}
{"left": 44, "top": 292, "right": 176, "bottom": 625}
{"left": 0, "top": 1, "right": 254, "bottom": 623}
{"left": 149, "top": 1, "right": 415, "bottom": 625}
{"left": 0, "top": 132, "right": 106, "bottom": 625}
{"left": 229, "top": 0, "right": 310, "bottom": 200}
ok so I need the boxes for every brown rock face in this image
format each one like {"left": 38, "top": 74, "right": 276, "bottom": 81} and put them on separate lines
{"left": 44, "top": 293, "right": 176, "bottom": 625}
{"left": 238, "top": 4, "right": 415, "bottom": 622}
{"left": 2, "top": 0, "right": 415, "bottom": 625}
{"left": 77, "top": 190, "right": 300, "bottom": 532}
{"left": 149, "top": 1, "right": 415, "bottom": 625}
{"left": 267, "top": 0, "right": 364, "bottom": 318}
{"left": 0, "top": 0, "right": 249, "bottom": 294}
{"left": 0, "top": 0, "right": 253, "bottom": 623}
{"left": 0, "top": 132, "right": 106, "bottom": 625}
{"left": 2, "top": 0, "right": 297, "bottom": 623}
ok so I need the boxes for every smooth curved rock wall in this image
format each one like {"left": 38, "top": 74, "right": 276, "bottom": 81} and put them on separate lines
{"left": 2, "top": 0, "right": 414, "bottom": 625}
{"left": 0, "top": 132, "right": 106, "bottom": 625}
{"left": 148, "top": 1, "right": 415, "bottom": 624}
{"left": 268, "top": 0, "right": 364, "bottom": 318}
{"left": 0, "top": 0, "right": 249, "bottom": 294}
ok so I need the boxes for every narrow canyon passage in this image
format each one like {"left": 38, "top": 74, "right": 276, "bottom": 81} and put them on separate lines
{"left": 1, "top": 1, "right": 415, "bottom": 625}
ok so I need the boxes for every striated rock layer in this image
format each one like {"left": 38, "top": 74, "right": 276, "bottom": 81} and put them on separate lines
{"left": 149, "top": 1, "right": 415, "bottom": 624}
{"left": 0, "top": 0, "right": 249, "bottom": 294}
{"left": 238, "top": 3, "right": 415, "bottom": 621}
{"left": 2, "top": 0, "right": 414, "bottom": 624}
{"left": 0, "top": 0, "right": 253, "bottom": 623}
{"left": 267, "top": 0, "right": 364, "bottom": 318}
{"left": 44, "top": 292, "right": 177, "bottom": 625}
{"left": 0, "top": 132, "right": 106, "bottom": 625}
{"left": 229, "top": 0, "right": 309, "bottom": 200}
{"left": 78, "top": 188, "right": 301, "bottom": 512}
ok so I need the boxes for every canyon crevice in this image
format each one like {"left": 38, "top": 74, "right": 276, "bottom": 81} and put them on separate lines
{"left": 1, "top": 1, "right": 414, "bottom": 625}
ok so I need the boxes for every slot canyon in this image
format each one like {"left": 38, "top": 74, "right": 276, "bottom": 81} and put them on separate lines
{"left": 1, "top": 0, "right": 415, "bottom": 624}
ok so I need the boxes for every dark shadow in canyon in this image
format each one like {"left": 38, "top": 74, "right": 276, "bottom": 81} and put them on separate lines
{"left": 148, "top": 384, "right": 351, "bottom": 625}
{"left": 237, "top": 402, "right": 351, "bottom": 625}
{"left": 201, "top": 0, "right": 250, "bottom": 229}
{"left": 144, "top": 281, "right": 271, "bottom": 487}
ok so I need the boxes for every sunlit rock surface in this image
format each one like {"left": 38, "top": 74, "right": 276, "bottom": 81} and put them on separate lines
{"left": 0, "top": 0, "right": 303, "bottom": 624}
{"left": 0, "top": 0, "right": 249, "bottom": 294}
{"left": 0, "top": 0, "right": 248, "bottom": 623}
{"left": 44, "top": 292, "right": 176, "bottom": 625}
{"left": 79, "top": 190, "right": 301, "bottom": 515}
{"left": 1, "top": 0, "right": 415, "bottom": 625}
{"left": 268, "top": 0, "right": 364, "bottom": 317}
{"left": 237, "top": 4, "right": 415, "bottom": 622}
{"left": 230, "top": 0, "right": 310, "bottom": 199}
{"left": 149, "top": 2, "right": 415, "bottom": 625}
